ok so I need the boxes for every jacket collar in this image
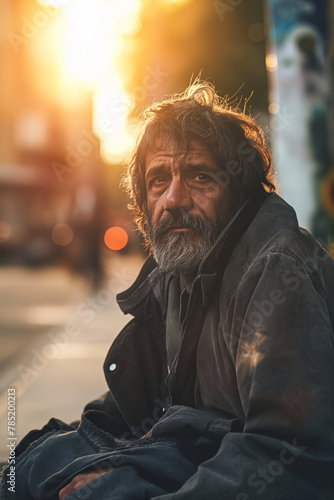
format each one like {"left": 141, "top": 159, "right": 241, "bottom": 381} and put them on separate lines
{"left": 198, "top": 189, "right": 269, "bottom": 303}
{"left": 116, "top": 254, "right": 159, "bottom": 317}
{"left": 117, "top": 189, "right": 269, "bottom": 316}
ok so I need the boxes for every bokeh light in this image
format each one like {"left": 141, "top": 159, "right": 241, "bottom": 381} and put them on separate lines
{"left": 265, "top": 53, "right": 278, "bottom": 72}
{"left": 268, "top": 103, "right": 279, "bottom": 114}
{"left": 0, "top": 221, "right": 11, "bottom": 243}
{"left": 104, "top": 226, "right": 128, "bottom": 251}
{"left": 52, "top": 223, "right": 74, "bottom": 246}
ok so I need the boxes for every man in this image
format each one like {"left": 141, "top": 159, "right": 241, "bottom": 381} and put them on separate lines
{"left": 2, "top": 83, "right": 334, "bottom": 499}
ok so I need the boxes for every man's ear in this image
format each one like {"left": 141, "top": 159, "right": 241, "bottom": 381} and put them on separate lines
{"left": 140, "top": 210, "right": 153, "bottom": 251}
{"left": 139, "top": 207, "right": 149, "bottom": 235}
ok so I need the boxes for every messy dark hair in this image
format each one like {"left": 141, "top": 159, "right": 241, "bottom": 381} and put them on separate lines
{"left": 123, "top": 82, "right": 276, "bottom": 234}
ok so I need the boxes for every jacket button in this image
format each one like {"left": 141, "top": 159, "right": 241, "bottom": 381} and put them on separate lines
{"left": 109, "top": 363, "right": 117, "bottom": 371}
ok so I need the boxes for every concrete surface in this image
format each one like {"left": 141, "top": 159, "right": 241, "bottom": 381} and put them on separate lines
{"left": 0, "top": 255, "right": 144, "bottom": 462}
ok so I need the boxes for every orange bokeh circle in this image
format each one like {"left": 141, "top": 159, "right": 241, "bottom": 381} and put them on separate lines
{"left": 104, "top": 226, "right": 128, "bottom": 251}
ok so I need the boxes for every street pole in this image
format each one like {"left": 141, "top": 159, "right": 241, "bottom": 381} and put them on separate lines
{"left": 266, "top": 0, "right": 334, "bottom": 254}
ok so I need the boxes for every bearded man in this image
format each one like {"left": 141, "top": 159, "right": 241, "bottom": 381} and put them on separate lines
{"left": 2, "top": 83, "right": 334, "bottom": 500}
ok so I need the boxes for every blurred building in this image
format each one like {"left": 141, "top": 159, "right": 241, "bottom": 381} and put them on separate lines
{"left": 0, "top": 0, "right": 110, "bottom": 286}
{"left": 0, "top": 0, "right": 272, "bottom": 282}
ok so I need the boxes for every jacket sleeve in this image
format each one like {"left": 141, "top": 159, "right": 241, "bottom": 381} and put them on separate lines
{"left": 154, "top": 252, "right": 334, "bottom": 499}
{"left": 15, "top": 392, "right": 130, "bottom": 457}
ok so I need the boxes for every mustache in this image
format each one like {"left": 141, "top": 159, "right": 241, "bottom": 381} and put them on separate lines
{"left": 148, "top": 208, "right": 216, "bottom": 242}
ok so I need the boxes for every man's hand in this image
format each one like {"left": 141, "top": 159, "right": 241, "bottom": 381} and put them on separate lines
{"left": 140, "top": 429, "right": 152, "bottom": 439}
{"left": 59, "top": 467, "right": 114, "bottom": 500}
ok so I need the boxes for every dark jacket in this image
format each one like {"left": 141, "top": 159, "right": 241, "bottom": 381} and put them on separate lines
{"left": 10, "top": 192, "right": 334, "bottom": 499}
{"left": 85, "top": 192, "right": 334, "bottom": 498}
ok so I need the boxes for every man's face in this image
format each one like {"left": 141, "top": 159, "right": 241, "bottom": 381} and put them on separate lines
{"left": 144, "top": 140, "right": 231, "bottom": 277}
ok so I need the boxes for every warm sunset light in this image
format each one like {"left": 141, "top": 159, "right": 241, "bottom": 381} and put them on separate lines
{"left": 104, "top": 226, "right": 128, "bottom": 251}
{"left": 93, "top": 77, "right": 138, "bottom": 164}
{"left": 37, "top": 0, "right": 141, "bottom": 164}
{"left": 61, "top": 0, "right": 117, "bottom": 85}
{"left": 159, "top": 0, "right": 192, "bottom": 6}
{"left": 36, "top": 0, "right": 61, "bottom": 7}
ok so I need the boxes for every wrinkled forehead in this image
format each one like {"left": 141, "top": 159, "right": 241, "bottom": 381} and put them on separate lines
{"left": 144, "top": 136, "right": 216, "bottom": 172}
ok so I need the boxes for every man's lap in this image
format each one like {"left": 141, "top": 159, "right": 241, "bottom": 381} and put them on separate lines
{"left": 1, "top": 406, "right": 229, "bottom": 499}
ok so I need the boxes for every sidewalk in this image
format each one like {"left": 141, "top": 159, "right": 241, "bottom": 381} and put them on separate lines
{"left": 0, "top": 266, "right": 90, "bottom": 393}
{"left": 0, "top": 255, "right": 144, "bottom": 462}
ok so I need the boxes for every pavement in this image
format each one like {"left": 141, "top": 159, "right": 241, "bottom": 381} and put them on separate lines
{"left": 0, "top": 255, "right": 144, "bottom": 462}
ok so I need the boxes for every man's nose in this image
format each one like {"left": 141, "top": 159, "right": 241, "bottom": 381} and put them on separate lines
{"left": 164, "top": 177, "right": 192, "bottom": 211}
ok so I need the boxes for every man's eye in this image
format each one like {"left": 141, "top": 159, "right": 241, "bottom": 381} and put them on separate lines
{"left": 195, "top": 174, "right": 210, "bottom": 180}
{"left": 153, "top": 176, "right": 167, "bottom": 184}
{"left": 148, "top": 176, "right": 168, "bottom": 189}
{"left": 189, "top": 173, "right": 213, "bottom": 183}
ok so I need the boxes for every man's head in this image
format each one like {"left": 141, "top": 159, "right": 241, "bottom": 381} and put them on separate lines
{"left": 124, "top": 82, "right": 275, "bottom": 276}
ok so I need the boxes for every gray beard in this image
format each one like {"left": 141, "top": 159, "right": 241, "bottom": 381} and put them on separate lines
{"left": 146, "top": 207, "right": 225, "bottom": 275}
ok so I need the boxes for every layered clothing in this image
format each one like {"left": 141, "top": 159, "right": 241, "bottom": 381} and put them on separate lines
{"left": 3, "top": 192, "right": 334, "bottom": 499}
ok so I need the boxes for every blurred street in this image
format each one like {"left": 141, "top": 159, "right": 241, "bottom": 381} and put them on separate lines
{"left": 1, "top": 0, "right": 333, "bottom": 474}
{"left": 0, "top": 255, "right": 144, "bottom": 462}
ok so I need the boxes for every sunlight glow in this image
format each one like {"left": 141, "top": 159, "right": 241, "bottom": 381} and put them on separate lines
{"left": 93, "top": 77, "right": 137, "bottom": 164}
{"left": 62, "top": 1, "right": 119, "bottom": 84}
{"left": 36, "top": 0, "right": 61, "bottom": 7}
{"left": 47, "top": 0, "right": 141, "bottom": 163}
{"left": 159, "top": 0, "right": 192, "bottom": 5}
{"left": 60, "top": 0, "right": 141, "bottom": 85}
